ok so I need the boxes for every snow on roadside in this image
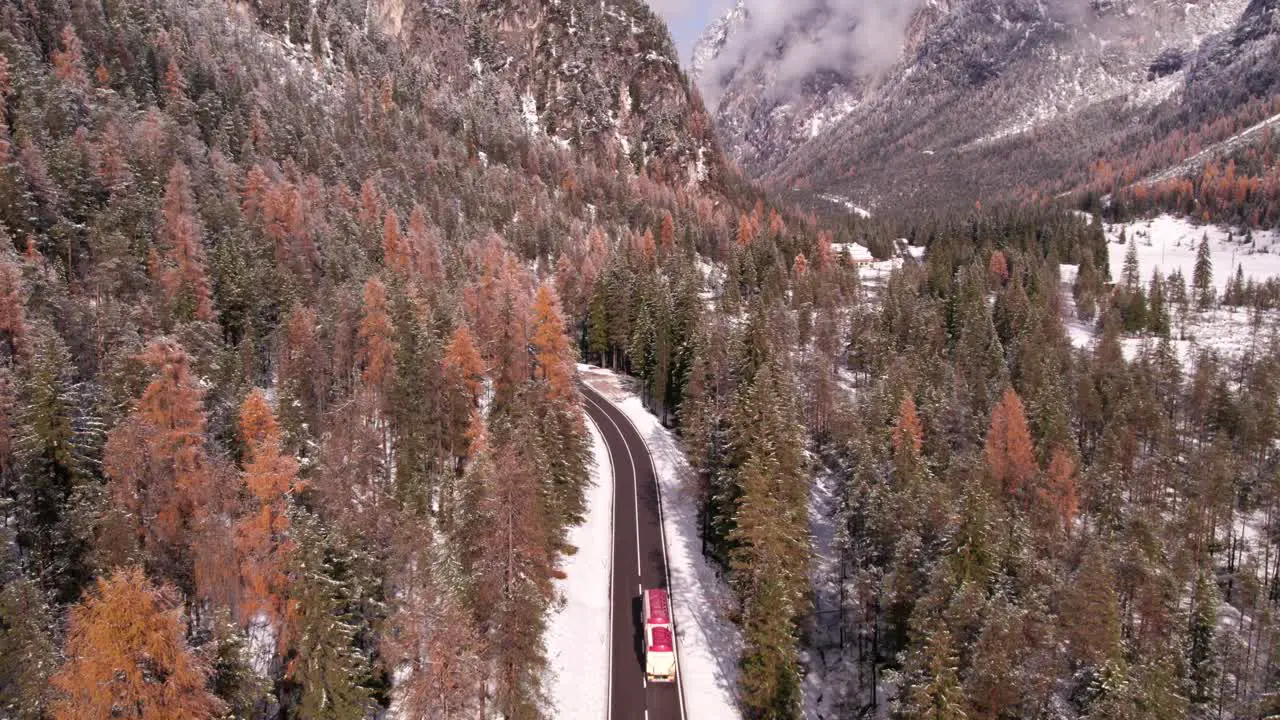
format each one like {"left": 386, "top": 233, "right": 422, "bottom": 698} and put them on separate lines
{"left": 579, "top": 364, "right": 744, "bottom": 720}
{"left": 545, "top": 414, "right": 613, "bottom": 720}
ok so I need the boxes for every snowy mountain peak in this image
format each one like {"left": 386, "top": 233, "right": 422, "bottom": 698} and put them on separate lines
{"left": 690, "top": 0, "right": 747, "bottom": 91}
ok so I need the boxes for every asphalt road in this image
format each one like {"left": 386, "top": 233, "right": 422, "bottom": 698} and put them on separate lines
{"left": 580, "top": 383, "right": 687, "bottom": 720}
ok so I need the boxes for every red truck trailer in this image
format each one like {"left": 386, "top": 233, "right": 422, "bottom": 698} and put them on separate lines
{"left": 642, "top": 587, "right": 677, "bottom": 682}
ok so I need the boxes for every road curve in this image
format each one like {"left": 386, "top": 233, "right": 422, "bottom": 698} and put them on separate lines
{"left": 580, "top": 382, "right": 686, "bottom": 720}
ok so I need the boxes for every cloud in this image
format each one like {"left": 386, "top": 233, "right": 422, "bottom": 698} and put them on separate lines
{"left": 697, "top": 0, "right": 926, "bottom": 109}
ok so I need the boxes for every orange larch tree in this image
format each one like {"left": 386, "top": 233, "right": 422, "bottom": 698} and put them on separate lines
{"left": 530, "top": 285, "right": 575, "bottom": 401}
{"left": 893, "top": 396, "right": 924, "bottom": 457}
{"left": 989, "top": 250, "right": 1010, "bottom": 285}
{"left": 892, "top": 395, "right": 925, "bottom": 480}
{"left": 51, "top": 25, "right": 88, "bottom": 90}
{"left": 462, "top": 237, "right": 532, "bottom": 404}
{"left": 104, "top": 339, "right": 214, "bottom": 580}
{"left": 241, "top": 164, "right": 270, "bottom": 223}
{"left": 382, "top": 210, "right": 409, "bottom": 276}
{"left": 235, "top": 390, "right": 300, "bottom": 650}
{"left": 357, "top": 276, "right": 397, "bottom": 400}
{"left": 985, "top": 388, "right": 1038, "bottom": 499}
{"left": 0, "top": 258, "right": 28, "bottom": 359}
{"left": 1040, "top": 447, "right": 1080, "bottom": 535}
{"left": 443, "top": 324, "right": 487, "bottom": 472}
{"left": 263, "top": 180, "right": 301, "bottom": 267}
{"left": 156, "top": 162, "right": 215, "bottom": 322}
{"left": 50, "top": 567, "right": 222, "bottom": 720}
{"left": 443, "top": 324, "right": 486, "bottom": 408}
{"left": 658, "top": 211, "right": 675, "bottom": 254}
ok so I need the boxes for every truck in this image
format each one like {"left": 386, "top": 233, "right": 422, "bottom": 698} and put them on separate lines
{"left": 642, "top": 587, "right": 677, "bottom": 683}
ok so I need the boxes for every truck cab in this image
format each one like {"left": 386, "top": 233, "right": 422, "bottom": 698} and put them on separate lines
{"left": 642, "top": 588, "right": 677, "bottom": 683}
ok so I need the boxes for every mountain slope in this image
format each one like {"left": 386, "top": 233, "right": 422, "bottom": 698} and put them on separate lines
{"left": 693, "top": 0, "right": 1280, "bottom": 215}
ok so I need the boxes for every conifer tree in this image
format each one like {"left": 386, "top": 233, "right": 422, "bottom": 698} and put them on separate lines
{"left": 0, "top": 578, "right": 56, "bottom": 720}
{"left": 587, "top": 285, "right": 610, "bottom": 364}
{"left": 1074, "top": 253, "right": 1100, "bottom": 322}
{"left": 953, "top": 265, "right": 1006, "bottom": 424}
{"left": 1063, "top": 546, "right": 1123, "bottom": 669}
{"left": 963, "top": 598, "right": 1025, "bottom": 719}
{"left": 1122, "top": 238, "right": 1140, "bottom": 290}
{"left": 286, "top": 511, "right": 372, "bottom": 720}
{"left": 1193, "top": 233, "right": 1214, "bottom": 310}
{"left": 276, "top": 305, "right": 321, "bottom": 448}
{"left": 405, "top": 205, "right": 444, "bottom": 290}
{"left": 1228, "top": 264, "right": 1244, "bottom": 307}
{"left": 726, "top": 365, "right": 810, "bottom": 719}
{"left": 1187, "top": 570, "right": 1220, "bottom": 711}
{"left": 50, "top": 567, "right": 222, "bottom": 720}
{"left": 13, "top": 330, "right": 97, "bottom": 600}
{"left": 386, "top": 283, "right": 444, "bottom": 511}
{"left": 899, "top": 619, "right": 967, "bottom": 720}
{"left": 1147, "top": 269, "right": 1170, "bottom": 337}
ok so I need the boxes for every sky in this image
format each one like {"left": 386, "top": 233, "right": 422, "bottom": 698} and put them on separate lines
{"left": 645, "top": 1, "right": 734, "bottom": 62}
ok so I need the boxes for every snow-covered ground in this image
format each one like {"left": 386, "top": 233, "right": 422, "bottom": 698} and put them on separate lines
{"left": 1060, "top": 276, "right": 1279, "bottom": 363}
{"left": 830, "top": 242, "right": 875, "bottom": 263}
{"left": 1060, "top": 216, "right": 1280, "bottom": 361}
{"left": 819, "top": 194, "right": 872, "bottom": 218}
{"left": 1104, "top": 215, "right": 1280, "bottom": 294}
{"left": 803, "top": 466, "right": 854, "bottom": 718}
{"left": 545, "top": 414, "right": 614, "bottom": 719}
{"left": 578, "top": 364, "right": 743, "bottom": 720}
